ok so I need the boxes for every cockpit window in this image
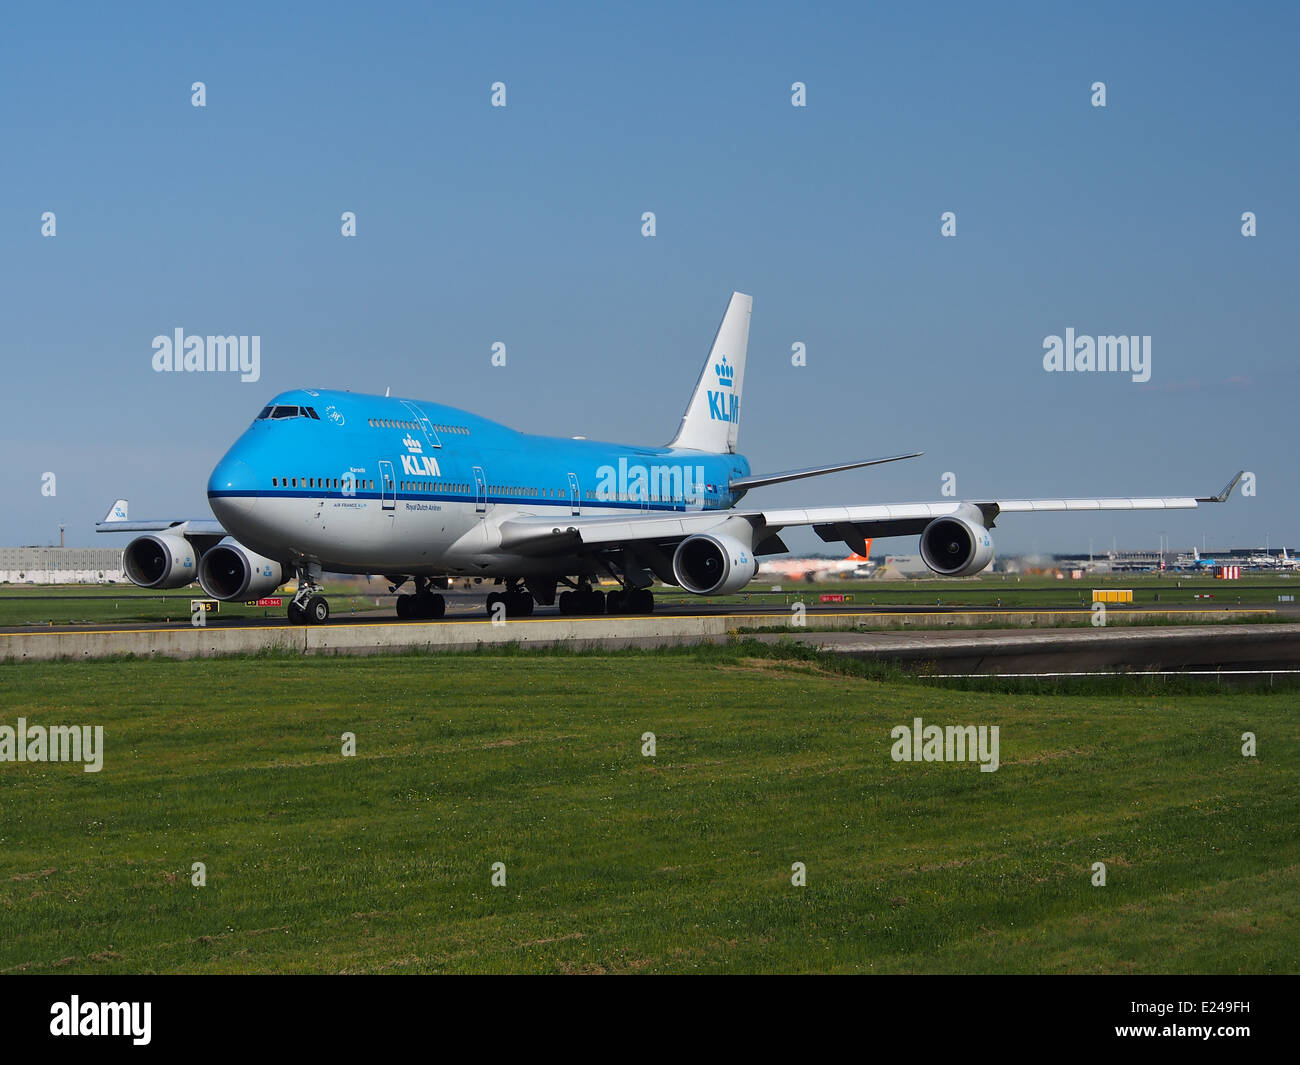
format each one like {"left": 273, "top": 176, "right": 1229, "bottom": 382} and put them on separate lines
{"left": 257, "top": 404, "right": 323, "bottom": 421}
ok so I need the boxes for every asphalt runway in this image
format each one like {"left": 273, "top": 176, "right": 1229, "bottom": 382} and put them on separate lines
{"left": 0, "top": 591, "right": 1284, "bottom": 636}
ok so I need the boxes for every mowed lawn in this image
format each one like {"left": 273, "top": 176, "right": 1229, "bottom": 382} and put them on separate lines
{"left": 0, "top": 645, "right": 1295, "bottom": 973}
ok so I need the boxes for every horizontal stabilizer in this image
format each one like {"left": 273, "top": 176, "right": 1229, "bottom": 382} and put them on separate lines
{"left": 730, "top": 452, "right": 922, "bottom": 492}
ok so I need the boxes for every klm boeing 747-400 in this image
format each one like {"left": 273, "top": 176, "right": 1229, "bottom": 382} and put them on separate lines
{"left": 96, "top": 293, "right": 1244, "bottom": 624}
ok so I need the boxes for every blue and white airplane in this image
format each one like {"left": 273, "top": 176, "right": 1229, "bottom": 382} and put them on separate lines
{"left": 97, "top": 293, "right": 1244, "bottom": 624}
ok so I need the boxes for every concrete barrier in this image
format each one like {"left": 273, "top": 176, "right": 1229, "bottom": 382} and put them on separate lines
{"left": 0, "top": 608, "right": 1274, "bottom": 663}
{"left": 0, "top": 615, "right": 731, "bottom": 662}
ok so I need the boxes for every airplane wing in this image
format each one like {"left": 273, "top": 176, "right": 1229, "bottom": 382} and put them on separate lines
{"left": 497, "top": 472, "right": 1243, "bottom": 558}
{"left": 95, "top": 499, "right": 227, "bottom": 545}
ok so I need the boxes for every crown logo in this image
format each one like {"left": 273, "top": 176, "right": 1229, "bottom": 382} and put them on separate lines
{"left": 714, "top": 355, "right": 734, "bottom": 388}
{"left": 402, "top": 434, "right": 423, "bottom": 453}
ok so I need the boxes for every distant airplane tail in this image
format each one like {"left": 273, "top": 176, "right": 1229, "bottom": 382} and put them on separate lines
{"left": 848, "top": 540, "right": 873, "bottom": 562}
{"left": 668, "top": 291, "right": 751, "bottom": 454}
{"left": 101, "top": 499, "right": 129, "bottom": 523}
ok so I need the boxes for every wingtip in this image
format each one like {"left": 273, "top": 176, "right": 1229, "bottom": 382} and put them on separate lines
{"left": 1196, "top": 470, "right": 1245, "bottom": 504}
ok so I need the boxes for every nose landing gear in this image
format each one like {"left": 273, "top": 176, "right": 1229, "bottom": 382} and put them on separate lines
{"left": 288, "top": 564, "right": 330, "bottom": 624}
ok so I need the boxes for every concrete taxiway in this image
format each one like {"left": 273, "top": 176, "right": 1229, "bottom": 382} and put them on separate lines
{"left": 770, "top": 623, "right": 1300, "bottom": 676}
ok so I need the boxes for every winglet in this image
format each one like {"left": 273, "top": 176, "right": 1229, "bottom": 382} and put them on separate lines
{"left": 100, "top": 499, "right": 129, "bottom": 523}
{"left": 1196, "top": 471, "right": 1244, "bottom": 504}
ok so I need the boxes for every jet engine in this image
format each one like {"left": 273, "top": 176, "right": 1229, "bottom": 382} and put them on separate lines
{"left": 198, "top": 537, "right": 284, "bottom": 601}
{"left": 122, "top": 533, "right": 198, "bottom": 590}
{"left": 672, "top": 533, "right": 759, "bottom": 595}
{"left": 919, "top": 516, "right": 995, "bottom": 576}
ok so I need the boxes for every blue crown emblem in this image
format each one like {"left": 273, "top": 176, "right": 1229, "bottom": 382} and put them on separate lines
{"left": 714, "top": 355, "right": 734, "bottom": 388}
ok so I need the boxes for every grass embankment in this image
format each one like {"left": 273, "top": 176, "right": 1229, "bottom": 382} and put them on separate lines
{"left": 1, "top": 642, "right": 1294, "bottom": 973}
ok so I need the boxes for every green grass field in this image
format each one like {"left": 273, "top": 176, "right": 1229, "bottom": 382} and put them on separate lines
{"left": 1, "top": 642, "right": 1295, "bottom": 973}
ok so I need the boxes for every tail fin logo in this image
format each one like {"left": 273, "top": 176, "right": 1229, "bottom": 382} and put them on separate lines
{"left": 102, "top": 499, "right": 129, "bottom": 523}
{"left": 714, "top": 355, "right": 735, "bottom": 388}
{"left": 707, "top": 390, "right": 739, "bottom": 423}
{"left": 709, "top": 355, "right": 739, "bottom": 420}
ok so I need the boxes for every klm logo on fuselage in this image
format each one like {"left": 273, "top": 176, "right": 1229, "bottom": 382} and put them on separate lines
{"left": 401, "top": 454, "right": 441, "bottom": 477}
{"left": 707, "top": 355, "right": 739, "bottom": 423}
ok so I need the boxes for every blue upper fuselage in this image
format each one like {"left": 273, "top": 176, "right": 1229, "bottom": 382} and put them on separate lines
{"left": 207, "top": 388, "right": 751, "bottom": 515}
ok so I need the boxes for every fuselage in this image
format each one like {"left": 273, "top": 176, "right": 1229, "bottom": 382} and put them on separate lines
{"left": 206, "top": 388, "right": 751, "bottom": 577}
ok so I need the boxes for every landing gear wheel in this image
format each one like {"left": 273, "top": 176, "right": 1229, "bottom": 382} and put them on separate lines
{"left": 628, "top": 589, "right": 654, "bottom": 613}
{"left": 498, "top": 591, "right": 532, "bottom": 617}
{"left": 558, "top": 591, "right": 576, "bottom": 616}
{"left": 305, "top": 594, "right": 330, "bottom": 624}
{"left": 582, "top": 590, "right": 606, "bottom": 615}
{"left": 416, "top": 593, "right": 445, "bottom": 619}
{"left": 288, "top": 600, "right": 306, "bottom": 624}
{"left": 606, "top": 589, "right": 625, "bottom": 614}
{"left": 396, "top": 594, "right": 414, "bottom": 619}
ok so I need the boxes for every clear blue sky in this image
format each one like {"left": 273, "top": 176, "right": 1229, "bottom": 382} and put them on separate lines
{"left": 3, "top": 1, "right": 1295, "bottom": 554}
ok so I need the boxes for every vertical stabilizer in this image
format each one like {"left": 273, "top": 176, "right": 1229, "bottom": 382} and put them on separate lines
{"left": 668, "top": 292, "right": 751, "bottom": 453}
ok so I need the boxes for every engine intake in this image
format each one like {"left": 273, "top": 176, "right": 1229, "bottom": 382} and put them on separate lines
{"left": 919, "top": 516, "right": 994, "bottom": 577}
{"left": 122, "top": 533, "right": 197, "bottom": 590}
{"left": 198, "top": 538, "right": 284, "bottom": 601}
{"left": 672, "top": 533, "right": 758, "bottom": 595}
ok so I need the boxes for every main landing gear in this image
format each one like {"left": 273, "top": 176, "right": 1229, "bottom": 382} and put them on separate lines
{"left": 288, "top": 564, "right": 330, "bottom": 624}
{"left": 394, "top": 576, "right": 447, "bottom": 620}
{"left": 556, "top": 584, "right": 655, "bottom": 615}
{"left": 486, "top": 582, "right": 534, "bottom": 618}
{"left": 607, "top": 587, "right": 655, "bottom": 614}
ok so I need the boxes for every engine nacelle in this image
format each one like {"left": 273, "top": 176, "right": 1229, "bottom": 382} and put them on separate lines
{"left": 198, "top": 538, "right": 284, "bottom": 601}
{"left": 672, "top": 533, "right": 759, "bottom": 595}
{"left": 919, "top": 516, "right": 995, "bottom": 577}
{"left": 122, "top": 533, "right": 198, "bottom": 590}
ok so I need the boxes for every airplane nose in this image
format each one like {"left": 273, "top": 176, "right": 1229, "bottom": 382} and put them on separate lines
{"left": 207, "top": 457, "right": 258, "bottom": 515}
